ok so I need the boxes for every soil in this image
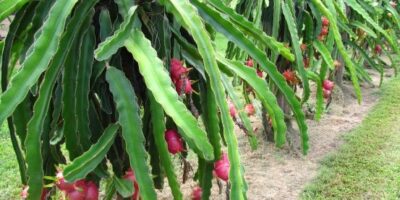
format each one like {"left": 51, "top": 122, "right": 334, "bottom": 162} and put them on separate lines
{"left": 0, "top": 19, "right": 10, "bottom": 38}
{"left": 158, "top": 69, "right": 392, "bottom": 200}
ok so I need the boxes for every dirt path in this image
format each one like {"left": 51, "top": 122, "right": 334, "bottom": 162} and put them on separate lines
{"left": 159, "top": 69, "right": 389, "bottom": 200}
{"left": 302, "top": 76, "right": 400, "bottom": 199}
{"left": 234, "top": 71, "right": 384, "bottom": 200}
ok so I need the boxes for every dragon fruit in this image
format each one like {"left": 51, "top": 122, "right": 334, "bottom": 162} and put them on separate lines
{"left": 165, "top": 129, "right": 184, "bottom": 154}
{"left": 214, "top": 152, "right": 230, "bottom": 182}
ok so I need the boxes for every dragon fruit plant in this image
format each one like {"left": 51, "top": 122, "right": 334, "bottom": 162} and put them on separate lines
{"left": 1, "top": 0, "right": 399, "bottom": 199}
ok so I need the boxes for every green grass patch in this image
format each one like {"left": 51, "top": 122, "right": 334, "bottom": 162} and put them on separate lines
{"left": 0, "top": 123, "right": 21, "bottom": 199}
{"left": 302, "top": 78, "right": 400, "bottom": 199}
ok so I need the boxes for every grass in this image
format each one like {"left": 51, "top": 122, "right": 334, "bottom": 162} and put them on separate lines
{"left": 0, "top": 123, "right": 21, "bottom": 199}
{"left": 302, "top": 77, "right": 400, "bottom": 200}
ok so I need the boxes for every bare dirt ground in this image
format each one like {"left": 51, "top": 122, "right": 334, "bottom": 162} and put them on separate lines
{"left": 0, "top": 19, "right": 10, "bottom": 38}
{"left": 239, "top": 72, "right": 383, "bottom": 200}
{"left": 159, "top": 69, "right": 390, "bottom": 200}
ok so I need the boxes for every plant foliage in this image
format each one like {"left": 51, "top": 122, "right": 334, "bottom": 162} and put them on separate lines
{"left": 0, "top": 0, "right": 398, "bottom": 199}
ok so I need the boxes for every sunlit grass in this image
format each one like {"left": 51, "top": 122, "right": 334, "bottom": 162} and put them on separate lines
{"left": 0, "top": 123, "right": 21, "bottom": 199}
{"left": 302, "top": 77, "right": 400, "bottom": 199}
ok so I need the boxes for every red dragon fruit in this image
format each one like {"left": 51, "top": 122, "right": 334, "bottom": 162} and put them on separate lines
{"left": 84, "top": 181, "right": 99, "bottom": 200}
{"left": 68, "top": 180, "right": 88, "bottom": 200}
{"left": 56, "top": 171, "right": 75, "bottom": 192}
{"left": 21, "top": 186, "right": 29, "bottom": 199}
{"left": 320, "top": 26, "right": 329, "bottom": 36}
{"left": 56, "top": 171, "right": 99, "bottom": 200}
{"left": 164, "top": 129, "right": 184, "bottom": 154}
{"left": 229, "top": 102, "right": 237, "bottom": 118}
{"left": 246, "top": 58, "right": 254, "bottom": 67}
{"left": 282, "top": 69, "right": 298, "bottom": 85}
{"left": 323, "top": 89, "right": 332, "bottom": 99}
{"left": 214, "top": 152, "right": 230, "bottom": 182}
{"left": 375, "top": 44, "right": 382, "bottom": 55}
{"left": 170, "top": 58, "right": 189, "bottom": 82}
{"left": 123, "top": 169, "right": 140, "bottom": 200}
{"left": 323, "top": 80, "right": 335, "bottom": 91}
{"left": 191, "top": 186, "right": 203, "bottom": 200}
{"left": 256, "top": 68, "right": 263, "bottom": 78}
{"left": 66, "top": 190, "right": 86, "bottom": 200}
{"left": 174, "top": 78, "right": 193, "bottom": 95}
{"left": 245, "top": 104, "right": 255, "bottom": 116}
{"left": 321, "top": 16, "right": 330, "bottom": 26}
